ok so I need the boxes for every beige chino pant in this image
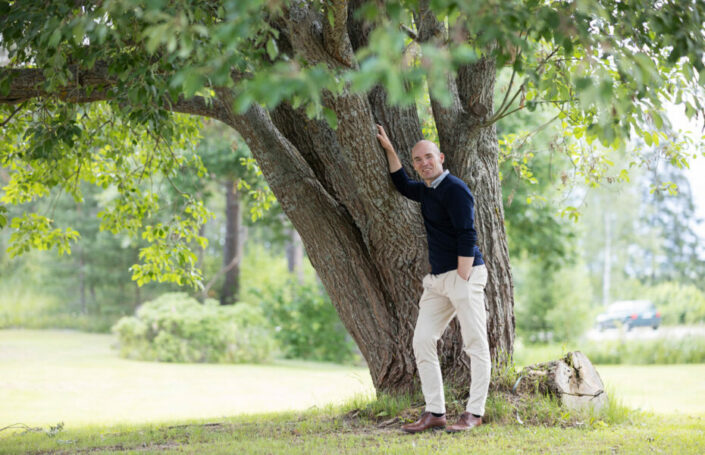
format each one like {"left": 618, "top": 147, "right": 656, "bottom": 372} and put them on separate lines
{"left": 413, "top": 264, "right": 490, "bottom": 416}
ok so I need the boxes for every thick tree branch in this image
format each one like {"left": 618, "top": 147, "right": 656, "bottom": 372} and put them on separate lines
{"left": 414, "top": 0, "right": 463, "bottom": 157}
{"left": 0, "top": 64, "right": 116, "bottom": 105}
{"left": 414, "top": 0, "right": 444, "bottom": 43}
{"left": 346, "top": 0, "right": 372, "bottom": 52}
{"left": 282, "top": 2, "right": 343, "bottom": 69}
{"left": 323, "top": 0, "right": 356, "bottom": 67}
{"left": 165, "top": 96, "right": 230, "bottom": 123}
{"left": 457, "top": 56, "right": 496, "bottom": 125}
{"left": 0, "top": 65, "right": 229, "bottom": 122}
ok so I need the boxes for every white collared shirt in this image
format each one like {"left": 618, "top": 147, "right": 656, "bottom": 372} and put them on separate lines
{"left": 429, "top": 169, "right": 450, "bottom": 189}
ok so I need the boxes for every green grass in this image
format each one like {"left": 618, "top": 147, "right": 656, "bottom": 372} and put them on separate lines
{"left": 1, "top": 405, "right": 704, "bottom": 454}
{"left": 0, "top": 329, "right": 373, "bottom": 427}
{"left": 598, "top": 365, "right": 705, "bottom": 416}
{"left": 2, "top": 330, "right": 705, "bottom": 454}
{"left": 514, "top": 341, "right": 705, "bottom": 415}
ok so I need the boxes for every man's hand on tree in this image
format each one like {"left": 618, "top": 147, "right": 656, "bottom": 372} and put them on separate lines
{"left": 376, "top": 124, "right": 402, "bottom": 172}
{"left": 376, "top": 124, "right": 394, "bottom": 153}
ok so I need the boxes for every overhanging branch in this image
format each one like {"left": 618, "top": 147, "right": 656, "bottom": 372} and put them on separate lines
{"left": 0, "top": 64, "right": 229, "bottom": 122}
{"left": 0, "top": 64, "right": 116, "bottom": 105}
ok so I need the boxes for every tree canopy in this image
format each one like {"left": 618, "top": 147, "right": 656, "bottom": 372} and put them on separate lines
{"left": 2, "top": 1, "right": 704, "bottom": 286}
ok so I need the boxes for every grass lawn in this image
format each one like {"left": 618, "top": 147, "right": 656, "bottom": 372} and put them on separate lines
{"left": 0, "top": 329, "right": 373, "bottom": 427}
{"left": 514, "top": 341, "right": 705, "bottom": 416}
{"left": 1, "top": 329, "right": 704, "bottom": 454}
{"left": 2, "top": 406, "right": 704, "bottom": 454}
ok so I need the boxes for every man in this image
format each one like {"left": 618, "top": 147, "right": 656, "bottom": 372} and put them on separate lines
{"left": 376, "top": 124, "right": 490, "bottom": 433}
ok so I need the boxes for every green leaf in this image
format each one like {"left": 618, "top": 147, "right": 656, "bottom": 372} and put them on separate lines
{"left": 266, "top": 38, "right": 279, "bottom": 60}
{"left": 322, "top": 107, "right": 338, "bottom": 130}
{"left": 183, "top": 71, "right": 206, "bottom": 98}
{"left": 48, "top": 29, "right": 62, "bottom": 47}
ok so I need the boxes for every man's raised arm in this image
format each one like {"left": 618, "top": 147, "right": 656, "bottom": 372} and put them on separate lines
{"left": 376, "top": 124, "right": 402, "bottom": 173}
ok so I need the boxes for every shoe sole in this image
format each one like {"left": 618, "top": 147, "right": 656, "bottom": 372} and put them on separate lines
{"left": 401, "top": 425, "right": 446, "bottom": 434}
{"left": 445, "top": 425, "right": 481, "bottom": 433}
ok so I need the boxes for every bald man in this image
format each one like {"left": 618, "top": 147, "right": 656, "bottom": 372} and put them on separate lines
{"left": 376, "top": 125, "right": 489, "bottom": 433}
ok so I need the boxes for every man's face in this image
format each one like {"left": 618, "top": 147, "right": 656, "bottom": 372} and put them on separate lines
{"left": 411, "top": 141, "right": 445, "bottom": 184}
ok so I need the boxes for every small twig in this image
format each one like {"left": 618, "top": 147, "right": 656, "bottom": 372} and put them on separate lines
{"left": 201, "top": 250, "right": 243, "bottom": 299}
{"left": 164, "top": 172, "right": 187, "bottom": 195}
{"left": 512, "top": 114, "right": 561, "bottom": 151}
{"left": 0, "top": 103, "right": 25, "bottom": 127}
{"left": 400, "top": 24, "right": 418, "bottom": 41}
{"left": 495, "top": 66, "right": 518, "bottom": 119}
{"left": 0, "top": 423, "right": 42, "bottom": 433}
{"left": 536, "top": 46, "right": 560, "bottom": 74}
{"left": 487, "top": 83, "right": 525, "bottom": 124}
{"left": 488, "top": 99, "right": 573, "bottom": 125}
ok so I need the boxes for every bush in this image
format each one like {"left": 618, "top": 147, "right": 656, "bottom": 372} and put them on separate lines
{"left": 582, "top": 335, "right": 705, "bottom": 365}
{"left": 516, "top": 335, "right": 705, "bottom": 366}
{"left": 112, "top": 293, "right": 277, "bottom": 363}
{"left": 259, "top": 279, "right": 358, "bottom": 364}
{"left": 643, "top": 282, "right": 705, "bottom": 325}
{"left": 515, "top": 259, "right": 593, "bottom": 343}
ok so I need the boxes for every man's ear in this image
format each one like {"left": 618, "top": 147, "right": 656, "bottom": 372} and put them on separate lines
{"left": 440, "top": 153, "right": 445, "bottom": 164}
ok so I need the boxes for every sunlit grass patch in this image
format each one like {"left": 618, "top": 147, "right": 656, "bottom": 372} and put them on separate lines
{"left": 1, "top": 403, "right": 703, "bottom": 455}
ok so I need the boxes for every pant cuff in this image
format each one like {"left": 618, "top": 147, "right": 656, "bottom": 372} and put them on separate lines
{"left": 466, "top": 407, "right": 484, "bottom": 416}
{"left": 425, "top": 406, "right": 446, "bottom": 414}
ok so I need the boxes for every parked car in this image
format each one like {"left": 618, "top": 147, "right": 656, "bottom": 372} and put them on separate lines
{"left": 595, "top": 300, "right": 661, "bottom": 331}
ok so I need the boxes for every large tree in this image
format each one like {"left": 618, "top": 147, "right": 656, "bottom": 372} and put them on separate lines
{"left": 1, "top": 0, "right": 703, "bottom": 394}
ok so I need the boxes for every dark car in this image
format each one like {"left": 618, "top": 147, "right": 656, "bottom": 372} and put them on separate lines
{"left": 595, "top": 300, "right": 661, "bottom": 331}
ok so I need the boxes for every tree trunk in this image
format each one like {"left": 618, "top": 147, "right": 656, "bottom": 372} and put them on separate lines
{"left": 220, "top": 179, "right": 241, "bottom": 305}
{"left": 78, "top": 243, "right": 87, "bottom": 314}
{"left": 217, "top": 54, "right": 515, "bottom": 394}
{"left": 286, "top": 228, "right": 304, "bottom": 283}
{"left": 603, "top": 210, "right": 611, "bottom": 306}
{"left": 517, "top": 352, "right": 607, "bottom": 411}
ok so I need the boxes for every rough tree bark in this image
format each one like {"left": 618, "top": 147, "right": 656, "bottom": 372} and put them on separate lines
{"left": 0, "top": 1, "right": 515, "bottom": 395}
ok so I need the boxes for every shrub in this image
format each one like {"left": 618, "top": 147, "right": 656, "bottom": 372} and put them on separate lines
{"left": 258, "top": 279, "right": 358, "bottom": 364}
{"left": 112, "top": 293, "right": 277, "bottom": 363}
{"left": 516, "top": 335, "right": 705, "bottom": 366}
{"left": 582, "top": 335, "right": 705, "bottom": 365}
{"left": 515, "top": 260, "right": 593, "bottom": 343}
{"left": 643, "top": 282, "right": 705, "bottom": 325}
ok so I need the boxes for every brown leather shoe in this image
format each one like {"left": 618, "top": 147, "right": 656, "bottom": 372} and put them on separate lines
{"left": 401, "top": 412, "right": 446, "bottom": 433}
{"left": 445, "top": 412, "right": 482, "bottom": 433}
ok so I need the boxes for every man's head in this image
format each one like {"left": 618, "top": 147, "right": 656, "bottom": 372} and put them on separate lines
{"left": 411, "top": 140, "right": 445, "bottom": 184}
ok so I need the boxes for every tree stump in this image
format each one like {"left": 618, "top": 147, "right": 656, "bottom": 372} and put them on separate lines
{"left": 516, "top": 351, "right": 607, "bottom": 412}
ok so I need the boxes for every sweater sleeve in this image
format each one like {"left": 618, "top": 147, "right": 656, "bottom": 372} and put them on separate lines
{"left": 446, "top": 183, "right": 477, "bottom": 257}
{"left": 390, "top": 168, "right": 424, "bottom": 202}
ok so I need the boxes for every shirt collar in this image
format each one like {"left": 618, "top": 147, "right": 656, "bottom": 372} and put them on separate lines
{"left": 429, "top": 169, "right": 450, "bottom": 189}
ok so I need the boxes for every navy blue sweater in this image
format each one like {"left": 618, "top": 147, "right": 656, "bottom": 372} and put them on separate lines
{"left": 390, "top": 168, "right": 484, "bottom": 274}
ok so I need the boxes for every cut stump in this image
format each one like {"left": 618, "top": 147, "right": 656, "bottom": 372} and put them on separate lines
{"left": 516, "top": 351, "right": 607, "bottom": 412}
